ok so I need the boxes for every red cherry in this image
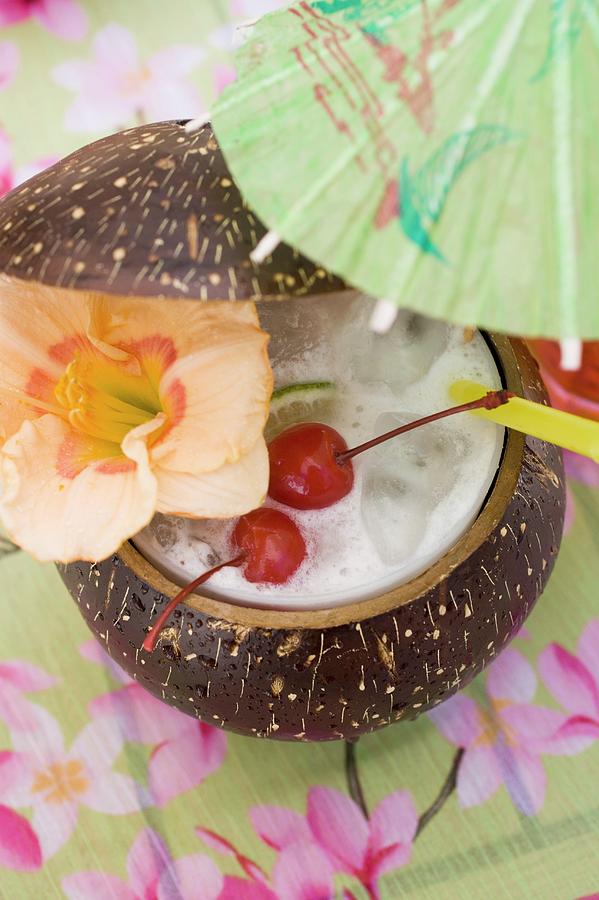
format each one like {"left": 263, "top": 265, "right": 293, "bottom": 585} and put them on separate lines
{"left": 232, "top": 507, "right": 306, "bottom": 584}
{"left": 268, "top": 422, "right": 354, "bottom": 510}
{"left": 143, "top": 508, "right": 306, "bottom": 652}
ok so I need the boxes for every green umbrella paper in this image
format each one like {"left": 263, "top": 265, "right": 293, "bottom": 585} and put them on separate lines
{"left": 211, "top": 0, "right": 599, "bottom": 340}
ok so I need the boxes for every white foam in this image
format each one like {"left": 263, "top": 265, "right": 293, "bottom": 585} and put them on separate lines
{"left": 134, "top": 295, "right": 504, "bottom": 610}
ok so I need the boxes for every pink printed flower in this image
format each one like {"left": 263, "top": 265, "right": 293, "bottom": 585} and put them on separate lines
{"left": 63, "top": 826, "right": 224, "bottom": 900}
{"left": 199, "top": 785, "right": 418, "bottom": 899}
{"left": 53, "top": 24, "right": 205, "bottom": 132}
{"left": 3, "top": 705, "right": 149, "bottom": 859}
{"left": 0, "top": 754, "right": 42, "bottom": 872}
{"left": 0, "top": 658, "right": 57, "bottom": 731}
{"left": 538, "top": 619, "right": 599, "bottom": 744}
{"left": 0, "top": 42, "right": 18, "bottom": 91}
{"left": 0, "top": 0, "right": 87, "bottom": 40}
{"left": 429, "top": 648, "right": 594, "bottom": 815}
{"left": 226, "top": 786, "right": 418, "bottom": 899}
{"left": 82, "top": 640, "right": 227, "bottom": 806}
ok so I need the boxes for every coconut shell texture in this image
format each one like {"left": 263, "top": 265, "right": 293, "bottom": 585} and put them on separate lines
{"left": 0, "top": 121, "right": 345, "bottom": 302}
{"left": 59, "top": 343, "right": 565, "bottom": 742}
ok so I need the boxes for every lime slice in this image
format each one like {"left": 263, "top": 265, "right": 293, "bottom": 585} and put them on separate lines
{"left": 267, "top": 381, "right": 337, "bottom": 439}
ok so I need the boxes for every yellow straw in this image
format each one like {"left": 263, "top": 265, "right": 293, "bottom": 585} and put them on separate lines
{"left": 450, "top": 380, "right": 599, "bottom": 463}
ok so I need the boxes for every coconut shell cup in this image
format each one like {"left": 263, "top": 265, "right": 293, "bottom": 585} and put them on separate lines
{"left": 0, "top": 121, "right": 565, "bottom": 741}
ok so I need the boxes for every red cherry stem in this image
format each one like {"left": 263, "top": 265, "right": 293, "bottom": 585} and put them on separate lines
{"left": 336, "top": 389, "right": 515, "bottom": 465}
{"left": 142, "top": 553, "right": 246, "bottom": 653}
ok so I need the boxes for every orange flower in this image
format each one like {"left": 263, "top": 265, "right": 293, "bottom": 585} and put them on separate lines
{"left": 0, "top": 277, "right": 272, "bottom": 562}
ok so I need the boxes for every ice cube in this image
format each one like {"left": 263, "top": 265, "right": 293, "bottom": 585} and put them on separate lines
{"left": 361, "top": 469, "right": 427, "bottom": 565}
{"left": 360, "top": 412, "right": 471, "bottom": 565}
{"left": 331, "top": 300, "right": 449, "bottom": 392}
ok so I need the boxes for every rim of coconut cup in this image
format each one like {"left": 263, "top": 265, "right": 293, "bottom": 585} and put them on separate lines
{"left": 118, "top": 331, "right": 527, "bottom": 630}
{"left": 0, "top": 119, "right": 551, "bottom": 635}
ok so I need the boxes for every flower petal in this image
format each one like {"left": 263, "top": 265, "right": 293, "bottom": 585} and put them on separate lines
{"left": 0, "top": 751, "right": 31, "bottom": 804}
{"left": 195, "top": 828, "right": 238, "bottom": 857}
{"left": 219, "top": 877, "right": 277, "bottom": 900}
{"left": 0, "top": 682, "right": 53, "bottom": 733}
{"left": 142, "top": 80, "right": 203, "bottom": 124}
{"left": 456, "top": 745, "right": 502, "bottom": 808}
{"left": 148, "top": 46, "right": 205, "bottom": 77}
{"left": 486, "top": 648, "right": 536, "bottom": 703}
{"left": 0, "top": 277, "right": 90, "bottom": 440}
{"left": 428, "top": 694, "right": 483, "bottom": 746}
{"left": 89, "top": 683, "right": 190, "bottom": 744}
{"left": 10, "top": 703, "right": 64, "bottom": 761}
{"left": 148, "top": 723, "right": 227, "bottom": 808}
{"left": 157, "top": 855, "right": 223, "bottom": 900}
{"left": 496, "top": 741, "right": 546, "bottom": 816}
{"left": 0, "top": 42, "right": 19, "bottom": 91}
{"left": 307, "top": 786, "right": 369, "bottom": 876}
{"left": 368, "top": 790, "right": 418, "bottom": 879}
{"left": 249, "top": 805, "right": 312, "bottom": 852}
{"left": 156, "top": 437, "right": 269, "bottom": 518}
{"left": 272, "top": 841, "right": 334, "bottom": 900}
{"left": 52, "top": 60, "right": 90, "bottom": 91}
{"left": 0, "top": 3, "right": 29, "bottom": 28}
{"left": 34, "top": 0, "right": 88, "bottom": 40}
{"left": 577, "top": 620, "right": 599, "bottom": 687}
{"left": 153, "top": 314, "right": 271, "bottom": 474}
{"left": 32, "top": 801, "right": 78, "bottom": 861}
{"left": 63, "top": 89, "right": 135, "bottom": 134}
{"left": 0, "top": 660, "right": 57, "bottom": 692}
{"left": 62, "top": 873, "right": 136, "bottom": 900}
{"left": 92, "top": 24, "right": 140, "bottom": 73}
{"left": 500, "top": 704, "right": 572, "bottom": 746}
{"left": 127, "top": 828, "right": 172, "bottom": 898}
{"left": 538, "top": 643, "right": 599, "bottom": 719}
{"left": 94, "top": 296, "right": 260, "bottom": 362}
{"left": 537, "top": 714, "right": 599, "bottom": 755}
{"left": 0, "top": 805, "right": 42, "bottom": 872}
{"left": 70, "top": 718, "right": 124, "bottom": 772}
{"left": 0, "top": 415, "right": 158, "bottom": 563}
{"left": 81, "top": 772, "right": 150, "bottom": 815}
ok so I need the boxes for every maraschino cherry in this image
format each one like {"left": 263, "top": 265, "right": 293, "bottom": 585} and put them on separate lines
{"left": 268, "top": 390, "right": 513, "bottom": 510}
{"left": 268, "top": 422, "right": 354, "bottom": 510}
{"left": 232, "top": 506, "right": 306, "bottom": 583}
{"left": 143, "top": 507, "right": 305, "bottom": 653}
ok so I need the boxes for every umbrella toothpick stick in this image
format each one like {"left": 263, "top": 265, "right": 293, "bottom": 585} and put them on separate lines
{"left": 451, "top": 380, "right": 599, "bottom": 463}
{"left": 369, "top": 298, "right": 399, "bottom": 334}
{"left": 185, "top": 112, "right": 211, "bottom": 135}
{"left": 251, "top": 229, "right": 282, "bottom": 264}
{"left": 559, "top": 338, "right": 583, "bottom": 372}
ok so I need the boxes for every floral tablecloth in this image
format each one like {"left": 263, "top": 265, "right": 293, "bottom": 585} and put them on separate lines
{"left": 1, "top": 2, "right": 599, "bottom": 898}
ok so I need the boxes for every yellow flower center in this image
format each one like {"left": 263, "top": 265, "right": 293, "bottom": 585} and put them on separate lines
{"left": 31, "top": 759, "right": 89, "bottom": 804}
{"left": 123, "top": 64, "right": 152, "bottom": 96}
{"left": 474, "top": 699, "right": 516, "bottom": 747}
{"left": 54, "top": 350, "right": 161, "bottom": 445}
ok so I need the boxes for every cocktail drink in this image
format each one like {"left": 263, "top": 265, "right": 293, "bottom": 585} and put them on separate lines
{"left": 0, "top": 121, "right": 565, "bottom": 741}
{"left": 135, "top": 295, "right": 505, "bottom": 612}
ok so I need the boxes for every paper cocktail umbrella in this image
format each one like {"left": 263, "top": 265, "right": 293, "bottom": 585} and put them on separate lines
{"left": 211, "top": 0, "right": 599, "bottom": 340}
